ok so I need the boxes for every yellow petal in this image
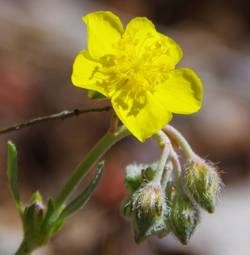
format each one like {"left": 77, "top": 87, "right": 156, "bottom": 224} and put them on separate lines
{"left": 123, "top": 17, "right": 157, "bottom": 57}
{"left": 83, "top": 11, "right": 124, "bottom": 59}
{"left": 156, "top": 33, "right": 183, "bottom": 68}
{"left": 111, "top": 88, "right": 173, "bottom": 142}
{"left": 155, "top": 68, "right": 203, "bottom": 114}
{"left": 123, "top": 17, "right": 182, "bottom": 67}
{"left": 71, "top": 50, "right": 108, "bottom": 96}
{"left": 124, "top": 17, "right": 156, "bottom": 40}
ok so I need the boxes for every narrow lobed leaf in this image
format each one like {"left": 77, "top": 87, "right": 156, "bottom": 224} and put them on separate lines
{"left": 7, "top": 141, "right": 23, "bottom": 212}
{"left": 60, "top": 161, "right": 105, "bottom": 219}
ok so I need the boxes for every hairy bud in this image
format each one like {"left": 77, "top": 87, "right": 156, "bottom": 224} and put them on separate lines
{"left": 131, "top": 183, "right": 169, "bottom": 243}
{"left": 133, "top": 183, "right": 164, "bottom": 218}
{"left": 168, "top": 190, "right": 200, "bottom": 245}
{"left": 183, "top": 158, "right": 221, "bottom": 213}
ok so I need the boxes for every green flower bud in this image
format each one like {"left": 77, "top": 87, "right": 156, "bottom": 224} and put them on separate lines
{"left": 131, "top": 183, "right": 169, "bottom": 243}
{"left": 168, "top": 190, "right": 200, "bottom": 245}
{"left": 183, "top": 158, "right": 221, "bottom": 213}
{"left": 22, "top": 191, "right": 45, "bottom": 240}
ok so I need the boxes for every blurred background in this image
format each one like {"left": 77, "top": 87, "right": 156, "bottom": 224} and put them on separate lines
{"left": 0, "top": 0, "right": 250, "bottom": 254}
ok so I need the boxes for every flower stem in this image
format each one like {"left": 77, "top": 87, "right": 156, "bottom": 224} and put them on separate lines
{"left": 109, "top": 111, "right": 119, "bottom": 133}
{"left": 163, "top": 125, "right": 196, "bottom": 160}
{"left": 169, "top": 149, "right": 182, "bottom": 191}
{"left": 155, "top": 129, "right": 183, "bottom": 190}
{"left": 153, "top": 131, "right": 171, "bottom": 184}
{"left": 54, "top": 126, "right": 129, "bottom": 209}
{"left": 15, "top": 240, "right": 34, "bottom": 255}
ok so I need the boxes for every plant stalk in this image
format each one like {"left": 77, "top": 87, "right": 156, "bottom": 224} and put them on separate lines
{"left": 164, "top": 125, "right": 196, "bottom": 160}
{"left": 54, "top": 126, "right": 129, "bottom": 208}
{"left": 15, "top": 240, "right": 34, "bottom": 255}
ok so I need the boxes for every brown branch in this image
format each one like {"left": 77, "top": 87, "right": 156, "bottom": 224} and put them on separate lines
{"left": 0, "top": 105, "right": 112, "bottom": 136}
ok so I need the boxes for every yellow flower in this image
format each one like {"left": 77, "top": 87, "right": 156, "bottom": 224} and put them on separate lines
{"left": 71, "top": 11, "right": 203, "bottom": 142}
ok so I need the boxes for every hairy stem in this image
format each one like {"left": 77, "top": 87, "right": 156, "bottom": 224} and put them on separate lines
{"left": 156, "top": 130, "right": 183, "bottom": 190}
{"left": 153, "top": 131, "right": 171, "bottom": 184}
{"left": 164, "top": 125, "right": 196, "bottom": 160}
{"left": 169, "top": 149, "right": 182, "bottom": 191}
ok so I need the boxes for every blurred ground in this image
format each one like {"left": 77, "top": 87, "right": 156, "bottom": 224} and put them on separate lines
{"left": 0, "top": 0, "right": 250, "bottom": 254}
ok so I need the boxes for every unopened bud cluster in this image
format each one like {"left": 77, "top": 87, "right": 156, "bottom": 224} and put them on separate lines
{"left": 122, "top": 136, "right": 222, "bottom": 245}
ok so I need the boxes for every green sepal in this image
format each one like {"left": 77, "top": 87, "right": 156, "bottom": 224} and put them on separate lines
{"left": 125, "top": 162, "right": 158, "bottom": 192}
{"left": 141, "top": 166, "right": 157, "bottom": 182}
{"left": 88, "top": 90, "right": 106, "bottom": 99}
{"left": 125, "top": 164, "right": 144, "bottom": 192}
{"left": 133, "top": 206, "right": 169, "bottom": 243}
{"left": 121, "top": 197, "right": 133, "bottom": 218}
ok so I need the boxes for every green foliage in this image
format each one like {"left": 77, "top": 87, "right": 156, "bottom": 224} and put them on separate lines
{"left": 8, "top": 142, "right": 105, "bottom": 254}
{"left": 60, "top": 161, "right": 104, "bottom": 218}
{"left": 7, "top": 141, "right": 23, "bottom": 213}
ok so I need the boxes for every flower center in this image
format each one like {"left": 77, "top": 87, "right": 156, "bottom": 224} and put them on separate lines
{"left": 103, "top": 34, "right": 171, "bottom": 95}
{"left": 98, "top": 34, "right": 173, "bottom": 116}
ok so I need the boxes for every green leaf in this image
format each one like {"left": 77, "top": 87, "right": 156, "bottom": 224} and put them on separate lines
{"left": 7, "top": 141, "right": 23, "bottom": 212}
{"left": 133, "top": 203, "right": 169, "bottom": 243}
{"left": 60, "top": 161, "right": 105, "bottom": 219}
{"left": 50, "top": 217, "right": 65, "bottom": 235}
{"left": 41, "top": 199, "right": 56, "bottom": 231}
